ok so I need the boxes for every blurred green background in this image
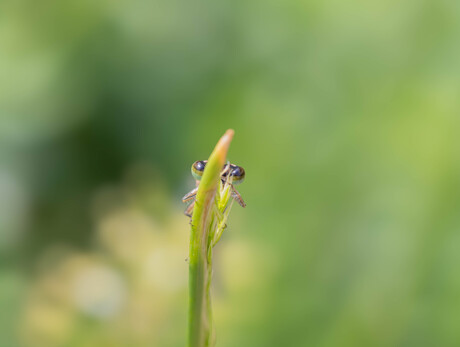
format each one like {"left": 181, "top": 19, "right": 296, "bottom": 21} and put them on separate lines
{"left": 1, "top": 0, "right": 460, "bottom": 346}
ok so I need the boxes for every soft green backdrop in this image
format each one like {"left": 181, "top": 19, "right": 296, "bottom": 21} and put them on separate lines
{"left": 1, "top": 0, "right": 460, "bottom": 346}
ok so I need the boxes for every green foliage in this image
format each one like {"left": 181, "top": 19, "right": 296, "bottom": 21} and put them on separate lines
{"left": 2, "top": 0, "right": 460, "bottom": 346}
{"left": 188, "top": 130, "right": 235, "bottom": 347}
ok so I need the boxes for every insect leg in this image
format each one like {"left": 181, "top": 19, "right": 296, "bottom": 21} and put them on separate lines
{"left": 182, "top": 187, "right": 198, "bottom": 203}
{"left": 230, "top": 185, "right": 246, "bottom": 207}
{"left": 184, "top": 200, "right": 196, "bottom": 218}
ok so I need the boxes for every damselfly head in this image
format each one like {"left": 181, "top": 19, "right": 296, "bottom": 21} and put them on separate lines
{"left": 221, "top": 164, "right": 245, "bottom": 185}
{"left": 191, "top": 160, "right": 245, "bottom": 184}
{"left": 191, "top": 160, "right": 207, "bottom": 181}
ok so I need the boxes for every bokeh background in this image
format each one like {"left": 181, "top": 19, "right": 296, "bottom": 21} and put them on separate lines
{"left": 2, "top": 0, "right": 460, "bottom": 346}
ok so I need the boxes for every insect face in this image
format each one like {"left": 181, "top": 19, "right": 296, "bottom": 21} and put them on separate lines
{"left": 191, "top": 160, "right": 207, "bottom": 181}
{"left": 221, "top": 164, "right": 245, "bottom": 185}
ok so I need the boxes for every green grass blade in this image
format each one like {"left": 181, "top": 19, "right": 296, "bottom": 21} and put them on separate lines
{"left": 188, "top": 129, "right": 234, "bottom": 347}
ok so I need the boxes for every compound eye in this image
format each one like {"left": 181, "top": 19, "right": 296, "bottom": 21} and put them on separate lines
{"left": 191, "top": 160, "right": 207, "bottom": 180}
{"left": 194, "top": 161, "right": 206, "bottom": 172}
{"left": 230, "top": 166, "right": 245, "bottom": 184}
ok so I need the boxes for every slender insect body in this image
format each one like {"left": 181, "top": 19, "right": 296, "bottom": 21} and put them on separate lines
{"left": 183, "top": 160, "right": 246, "bottom": 216}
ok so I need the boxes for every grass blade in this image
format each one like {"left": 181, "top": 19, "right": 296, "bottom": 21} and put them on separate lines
{"left": 188, "top": 129, "right": 234, "bottom": 347}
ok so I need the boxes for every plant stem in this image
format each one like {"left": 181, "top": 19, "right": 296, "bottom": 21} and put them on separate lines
{"left": 188, "top": 129, "right": 234, "bottom": 347}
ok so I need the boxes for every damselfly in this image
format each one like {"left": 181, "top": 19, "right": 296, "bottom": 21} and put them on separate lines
{"left": 182, "top": 160, "right": 246, "bottom": 217}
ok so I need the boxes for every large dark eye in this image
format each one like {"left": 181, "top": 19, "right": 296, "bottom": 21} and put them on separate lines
{"left": 194, "top": 160, "right": 206, "bottom": 172}
{"left": 230, "top": 166, "right": 243, "bottom": 177}
{"left": 191, "top": 160, "right": 207, "bottom": 181}
{"left": 230, "top": 165, "right": 245, "bottom": 185}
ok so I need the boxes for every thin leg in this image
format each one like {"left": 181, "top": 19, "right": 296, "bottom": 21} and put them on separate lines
{"left": 184, "top": 200, "right": 195, "bottom": 217}
{"left": 221, "top": 162, "right": 231, "bottom": 176}
{"left": 231, "top": 186, "right": 246, "bottom": 207}
{"left": 182, "top": 187, "right": 198, "bottom": 203}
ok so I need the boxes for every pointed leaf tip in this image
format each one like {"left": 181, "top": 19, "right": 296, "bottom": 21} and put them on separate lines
{"left": 214, "top": 129, "right": 234, "bottom": 163}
